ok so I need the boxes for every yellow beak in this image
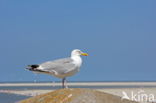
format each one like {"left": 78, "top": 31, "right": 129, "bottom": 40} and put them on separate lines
{"left": 81, "top": 53, "right": 88, "bottom": 56}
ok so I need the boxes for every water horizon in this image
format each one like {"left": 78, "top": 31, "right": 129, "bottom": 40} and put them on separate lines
{"left": 1, "top": 80, "right": 156, "bottom": 83}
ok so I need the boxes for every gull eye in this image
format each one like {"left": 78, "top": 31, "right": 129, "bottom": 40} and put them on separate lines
{"left": 78, "top": 51, "right": 82, "bottom": 54}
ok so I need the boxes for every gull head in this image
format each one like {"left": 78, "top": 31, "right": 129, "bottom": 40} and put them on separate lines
{"left": 71, "top": 49, "right": 88, "bottom": 57}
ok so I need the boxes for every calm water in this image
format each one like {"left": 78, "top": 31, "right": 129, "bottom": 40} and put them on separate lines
{"left": 0, "top": 93, "right": 30, "bottom": 103}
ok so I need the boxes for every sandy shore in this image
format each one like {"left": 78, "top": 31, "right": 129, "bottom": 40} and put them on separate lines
{"left": 1, "top": 82, "right": 156, "bottom": 87}
{"left": 1, "top": 88, "right": 156, "bottom": 97}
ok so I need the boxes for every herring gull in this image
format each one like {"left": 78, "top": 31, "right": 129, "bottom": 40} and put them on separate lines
{"left": 26, "top": 49, "right": 88, "bottom": 88}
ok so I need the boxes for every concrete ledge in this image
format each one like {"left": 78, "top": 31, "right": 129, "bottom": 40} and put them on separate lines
{"left": 19, "top": 88, "right": 138, "bottom": 103}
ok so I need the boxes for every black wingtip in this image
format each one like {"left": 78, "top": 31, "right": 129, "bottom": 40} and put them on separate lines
{"left": 26, "top": 64, "right": 39, "bottom": 71}
{"left": 30, "top": 64, "right": 39, "bottom": 68}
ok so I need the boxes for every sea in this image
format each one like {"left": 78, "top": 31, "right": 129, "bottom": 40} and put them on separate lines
{"left": 0, "top": 81, "right": 156, "bottom": 103}
{"left": 0, "top": 93, "right": 30, "bottom": 103}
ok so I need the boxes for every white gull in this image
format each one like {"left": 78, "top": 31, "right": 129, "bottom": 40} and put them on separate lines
{"left": 26, "top": 49, "right": 88, "bottom": 88}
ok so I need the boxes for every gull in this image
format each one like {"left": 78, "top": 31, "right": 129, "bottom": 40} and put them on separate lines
{"left": 26, "top": 49, "right": 88, "bottom": 88}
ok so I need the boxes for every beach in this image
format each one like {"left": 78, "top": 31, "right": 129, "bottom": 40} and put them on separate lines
{"left": 1, "top": 82, "right": 156, "bottom": 87}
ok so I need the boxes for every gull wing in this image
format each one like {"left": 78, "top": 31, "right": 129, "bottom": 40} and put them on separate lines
{"left": 40, "top": 58, "right": 75, "bottom": 75}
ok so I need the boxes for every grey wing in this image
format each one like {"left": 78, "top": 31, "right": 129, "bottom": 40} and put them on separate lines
{"left": 40, "top": 58, "right": 75, "bottom": 74}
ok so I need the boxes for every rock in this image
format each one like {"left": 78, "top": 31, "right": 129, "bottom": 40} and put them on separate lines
{"left": 19, "top": 88, "right": 137, "bottom": 103}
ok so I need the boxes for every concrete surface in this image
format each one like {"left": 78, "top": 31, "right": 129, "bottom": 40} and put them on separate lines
{"left": 19, "top": 88, "right": 138, "bottom": 103}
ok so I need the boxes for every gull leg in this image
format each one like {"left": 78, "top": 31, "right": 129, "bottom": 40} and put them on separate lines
{"left": 62, "top": 78, "right": 65, "bottom": 88}
{"left": 65, "top": 78, "right": 68, "bottom": 88}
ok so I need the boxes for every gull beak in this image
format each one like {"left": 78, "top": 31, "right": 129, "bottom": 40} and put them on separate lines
{"left": 81, "top": 53, "right": 88, "bottom": 56}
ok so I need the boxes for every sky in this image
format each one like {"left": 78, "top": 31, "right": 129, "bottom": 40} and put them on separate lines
{"left": 0, "top": 0, "right": 156, "bottom": 82}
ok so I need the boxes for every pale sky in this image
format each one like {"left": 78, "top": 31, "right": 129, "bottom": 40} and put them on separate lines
{"left": 0, "top": 0, "right": 156, "bottom": 82}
